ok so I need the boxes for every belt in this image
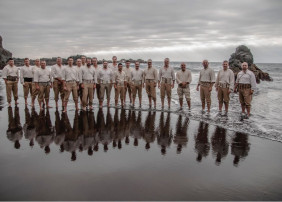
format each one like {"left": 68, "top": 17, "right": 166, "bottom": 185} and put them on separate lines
{"left": 161, "top": 78, "right": 172, "bottom": 84}
{"left": 238, "top": 83, "right": 251, "bottom": 89}
{"left": 66, "top": 80, "right": 77, "bottom": 83}
{"left": 200, "top": 81, "right": 211, "bottom": 87}
{"left": 178, "top": 83, "right": 189, "bottom": 88}
{"left": 100, "top": 80, "right": 111, "bottom": 84}
{"left": 24, "top": 78, "right": 33, "bottom": 82}
{"left": 83, "top": 79, "right": 95, "bottom": 84}
{"left": 133, "top": 80, "right": 142, "bottom": 85}
{"left": 38, "top": 82, "right": 50, "bottom": 86}
{"left": 218, "top": 83, "right": 229, "bottom": 88}
{"left": 146, "top": 79, "right": 155, "bottom": 83}
{"left": 6, "top": 76, "right": 17, "bottom": 81}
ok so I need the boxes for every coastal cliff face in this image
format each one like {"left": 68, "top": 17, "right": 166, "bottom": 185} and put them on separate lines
{"left": 0, "top": 35, "right": 12, "bottom": 69}
{"left": 229, "top": 45, "right": 272, "bottom": 83}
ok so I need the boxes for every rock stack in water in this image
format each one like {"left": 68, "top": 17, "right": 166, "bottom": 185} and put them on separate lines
{"left": 0, "top": 35, "right": 12, "bottom": 69}
{"left": 229, "top": 45, "right": 272, "bottom": 83}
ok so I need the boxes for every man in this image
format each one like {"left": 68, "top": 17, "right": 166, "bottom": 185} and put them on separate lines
{"left": 62, "top": 57, "right": 80, "bottom": 112}
{"left": 114, "top": 63, "right": 127, "bottom": 107}
{"left": 80, "top": 63, "right": 97, "bottom": 111}
{"left": 81, "top": 56, "right": 87, "bottom": 67}
{"left": 176, "top": 63, "right": 192, "bottom": 109}
{"left": 143, "top": 59, "right": 158, "bottom": 108}
{"left": 108, "top": 56, "right": 118, "bottom": 72}
{"left": 97, "top": 61, "right": 113, "bottom": 108}
{"left": 92, "top": 57, "right": 101, "bottom": 100}
{"left": 31, "top": 59, "right": 41, "bottom": 108}
{"left": 51, "top": 57, "right": 65, "bottom": 109}
{"left": 34, "top": 61, "right": 53, "bottom": 111}
{"left": 123, "top": 60, "right": 132, "bottom": 104}
{"left": 131, "top": 61, "right": 144, "bottom": 107}
{"left": 196, "top": 60, "right": 215, "bottom": 113}
{"left": 215, "top": 60, "right": 235, "bottom": 114}
{"left": 76, "top": 59, "right": 83, "bottom": 106}
{"left": 2, "top": 58, "right": 19, "bottom": 106}
{"left": 158, "top": 58, "right": 175, "bottom": 109}
{"left": 20, "top": 58, "right": 33, "bottom": 105}
{"left": 234, "top": 62, "right": 256, "bottom": 117}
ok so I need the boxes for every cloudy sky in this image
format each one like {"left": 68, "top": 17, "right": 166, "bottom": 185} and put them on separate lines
{"left": 0, "top": 0, "right": 282, "bottom": 62}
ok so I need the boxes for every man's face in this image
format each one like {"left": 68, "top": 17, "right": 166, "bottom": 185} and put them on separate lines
{"left": 118, "top": 64, "right": 123, "bottom": 71}
{"left": 223, "top": 62, "right": 228, "bottom": 70}
{"left": 112, "top": 56, "right": 117, "bottom": 63}
{"left": 41, "top": 62, "right": 46, "bottom": 69}
{"left": 202, "top": 60, "right": 209, "bottom": 68}
{"left": 77, "top": 59, "right": 82, "bottom": 66}
{"left": 135, "top": 62, "right": 140, "bottom": 69}
{"left": 57, "top": 58, "right": 62, "bottom": 65}
{"left": 24, "top": 59, "right": 30, "bottom": 66}
{"left": 68, "top": 58, "right": 74, "bottom": 66}
{"left": 81, "top": 57, "right": 86, "bottom": 63}
{"left": 92, "top": 58, "right": 97, "bottom": 64}
{"left": 87, "top": 59, "right": 91, "bottom": 64}
{"left": 242, "top": 63, "right": 248, "bottom": 71}
{"left": 8, "top": 60, "right": 14, "bottom": 66}
{"left": 147, "top": 60, "right": 152, "bottom": 67}
{"left": 126, "top": 61, "right": 130, "bottom": 68}
{"left": 164, "top": 59, "right": 169, "bottom": 66}
{"left": 35, "top": 59, "right": 40, "bottom": 66}
{"left": 181, "top": 63, "right": 186, "bottom": 71}
{"left": 103, "top": 62, "right": 108, "bottom": 68}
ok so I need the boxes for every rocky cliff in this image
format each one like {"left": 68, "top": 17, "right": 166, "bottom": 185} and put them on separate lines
{"left": 229, "top": 45, "right": 272, "bottom": 83}
{"left": 0, "top": 35, "right": 12, "bottom": 69}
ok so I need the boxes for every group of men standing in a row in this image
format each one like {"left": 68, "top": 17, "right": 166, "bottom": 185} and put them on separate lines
{"left": 2, "top": 56, "right": 256, "bottom": 116}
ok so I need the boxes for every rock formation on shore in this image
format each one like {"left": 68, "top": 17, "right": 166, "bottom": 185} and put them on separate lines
{"left": 0, "top": 35, "right": 12, "bottom": 69}
{"left": 229, "top": 45, "right": 272, "bottom": 83}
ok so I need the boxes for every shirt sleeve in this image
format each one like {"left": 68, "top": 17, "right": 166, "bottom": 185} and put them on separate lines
{"left": 94, "top": 70, "right": 97, "bottom": 83}
{"left": 211, "top": 69, "right": 216, "bottom": 83}
{"left": 158, "top": 69, "right": 162, "bottom": 81}
{"left": 250, "top": 71, "right": 257, "bottom": 90}
{"left": 51, "top": 66, "right": 56, "bottom": 79}
{"left": 62, "top": 68, "right": 66, "bottom": 81}
{"left": 171, "top": 69, "right": 175, "bottom": 81}
{"left": 229, "top": 70, "right": 235, "bottom": 91}
{"left": 215, "top": 70, "right": 220, "bottom": 87}
{"left": 2, "top": 67, "right": 8, "bottom": 79}
{"left": 176, "top": 72, "right": 181, "bottom": 84}
{"left": 49, "top": 69, "right": 53, "bottom": 82}
{"left": 79, "top": 69, "right": 83, "bottom": 84}
{"left": 20, "top": 67, "right": 24, "bottom": 84}
{"left": 34, "top": 69, "right": 39, "bottom": 82}
{"left": 188, "top": 70, "right": 192, "bottom": 84}
{"left": 235, "top": 72, "right": 240, "bottom": 83}
{"left": 154, "top": 69, "right": 158, "bottom": 83}
{"left": 198, "top": 70, "right": 201, "bottom": 85}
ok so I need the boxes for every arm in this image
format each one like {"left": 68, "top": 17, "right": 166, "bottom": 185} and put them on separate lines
{"left": 34, "top": 70, "right": 39, "bottom": 89}
{"left": 215, "top": 70, "right": 220, "bottom": 89}
{"left": 197, "top": 70, "right": 201, "bottom": 91}
{"left": 250, "top": 71, "right": 257, "bottom": 92}
{"left": 176, "top": 72, "right": 181, "bottom": 84}
{"left": 188, "top": 70, "right": 192, "bottom": 84}
{"left": 2, "top": 67, "right": 7, "bottom": 84}
{"left": 229, "top": 70, "right": 235, "bottom": 92}
{"left": 171, "top": 69, "right": 175, "bottom": 88}
{"left": 20, "top": 67, "right": 24, "bottom": 84}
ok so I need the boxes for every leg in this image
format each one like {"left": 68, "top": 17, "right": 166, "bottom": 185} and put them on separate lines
{"left": 82, "top": 83, "right": 88, "bottom": 110}
{"left": 160, "top": 83, "right": 165, "bottom": 108}
{"left": 167, "top": 83, "right": 172, "bottom": 108}
{"left": 218, "top": 87, "right": 223, "bottom": 112}
{"left": 99, "top": 84, "right": 105, "bottom": 108}
{"left": 38, "top": 85, "right": 44, "bottom": 110}
{"left": 88, "top": 84, "right": 94, "bottom": 109}
{"left": 177, "top": 87, "right": 183, "bottom": 108}
{"left": 6, "top": 81, "right": 12, "bottom": 106}
{"left": 200, "top": 85, "right": 205, "bottom": 110}
{"left": 12, "top": 81, "right": 18, "bottom": 105}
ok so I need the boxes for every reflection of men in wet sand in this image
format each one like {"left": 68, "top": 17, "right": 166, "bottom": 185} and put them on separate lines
{"left": 63, "top": 112, "right": 80, "bottom": 161}
{"left": 173, "top": 115, "right": 189, "bottom": 154}
{"left": 211, "top": 127, "right": 229, "bottom": 165}
{"left": 176, "top": 63, "right": 192, "bottom": 110}
{"left": 124, "top": 110, "right": 133, "bottom": 145}
{"left": 82, "top": 111, "right": 96, "bottom": 156}
{"left": 54, "top": 110, "right": 66, "bottom": 152}
{"left": 231, "top": 132, "right": 250, "bottom": 166}
{"left": 194, "top": 122, "right": 210, "bottom": 162}
{"left": 97, "top": 109, "right": 114, "bottom": 152}
{"left": 157, "top": 112, "right": 173, "bottom": 155}
{"left": 143, "top": 111, "right": 157, "bottom": 150}
{"left": 144, "top": 59, "right": 158, "bottom": 108}
{"left": 23, "top": 107, "right": 38, "bottom": 147}
{"left": 196, "top": 60, "right": 215, "bottom": 113}
{"left": 130, "top": 111, "right": 144, "bottom": 147}
{"left": 36, "top": 110, "right": 54, "bottom": 154}
{"left": 113, "top": 109, "right": 126, "bottom": 149}
{"left": 158, "top": 58, "right": 175, "bottom": 109}
{"left": 6, "top": 107, "right": 22, "bottom": 149}
{"left": 2, "top": 58, "right": 19, "bottom": 107}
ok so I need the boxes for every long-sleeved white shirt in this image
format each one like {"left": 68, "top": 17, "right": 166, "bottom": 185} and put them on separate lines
{"left": 2, "top": 65, "right": 19, "bottom": 79}
{"left": 158, "top": 66, "right": 175, "bottom": 81}
{"left": 236, "top": 69, "right": 257, "bottom": 90}
{"left": 97, "top": 68, "right": 113, "bottom": 83}
{"left": 79, "top": 66, "right": 97, "bottom": 83}
{"left": 32, "top": 65, "right": 40, "bottom": 80}
{"left": 34, "top": 68, "right": 52, "bottom": 82}
{"left": 20, "top": 65, "right": 33, "bottom": 84}
{"left": 144, "top": 67, "right": 158, "bottom": 82}
{"left": 215, "top": 69, "right": 235, "bottom": 91}
{"left": 198, "top": 67, "right": 216, "bottom": 84}
{"left": 51, "top": 64, "right": 64, "bottom": 79}
{"left": 131, "top": 68, "right": 144, "bottom": 82}
{"left": 62, "top": 65, "right": 79, "bottom": 82}
{"left": 176, "top": 69, "right": 192, "bottom": 84}
{"left": 114, "top": 70, "right": 126, "bottom": 85}
{"left": 124, "top": 67, "right": 132, "bottom": 82}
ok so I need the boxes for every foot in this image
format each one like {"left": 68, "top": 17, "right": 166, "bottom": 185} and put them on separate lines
{"left": 89, "top": 106, "right": 93, "bottom": 110}
{"left": 82, "top": 107, "right": 87, "bottom": 111}
{"left": 8, "top": 103, "right": 11, "bottom": 107}
{"left": 47, "top": 105, "right": 52, "bottom": 108}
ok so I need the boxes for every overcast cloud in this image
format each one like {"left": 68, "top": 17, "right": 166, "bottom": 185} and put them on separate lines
{"left": 0, "top": 0, "right": 282, "bottom": 62}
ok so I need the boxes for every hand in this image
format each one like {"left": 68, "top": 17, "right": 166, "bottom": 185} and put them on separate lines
{"left": 208, "top": 86, "right": 212, "bottom": 92}
{"left": 216, "top": 87, "right": 218, "bottom": 92}
{"left": 234, "top": 89, "right": 237, "bottom": 93}
{"left": 228, "top": 89, "right": 231, "bottom": 94}
{"left": 114, "top": 84, "right": 117, "bottom": 89}
{"left": 93, "top": 84, "right": 96, "bottom": 89}
{"left": 196, "top": 86, "right": 199, "bottom": 91}
{"left": 64, "top": 86, "right": 67, "bottom": 91}
{"left": 23, "top": 83, "right": 26, "bottom": 87}
{"left": 158, "top": 83, "right": 160, "bottom": 89}
{"left": 143, "top": 83, "right": 145, "bottom": 88}
{"left": 81, "top": 84, "right": 84, "bottom": 89}
{"left": 36, "top": 85, "right": 39, "bottom": 90}
{"left": 171, "top": 83, "right": 174, "bottom": 89}
{"left": 250, "top": 90, "right": 254, "bottom": 95}
{"left": 154, "top": 83, "right": 157, "bottom": 87}
{"left": 50, "top": 84, "right": 53, "bottom": 89}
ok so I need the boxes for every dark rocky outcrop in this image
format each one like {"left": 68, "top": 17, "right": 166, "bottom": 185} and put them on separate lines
{"left": 229, "top": 45, "right": 272, "bottom": 83}
{"left": 0, "top": 35, "right": 12, "bottom": 69}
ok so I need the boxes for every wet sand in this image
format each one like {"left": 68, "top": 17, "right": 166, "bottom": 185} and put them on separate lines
{"left": 0, "top": 83, "right": 282, "bottom": 200}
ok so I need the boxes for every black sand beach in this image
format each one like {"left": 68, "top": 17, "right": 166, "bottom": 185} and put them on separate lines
{"left": 0, "top": 83, "right": 282, "bottom": 201}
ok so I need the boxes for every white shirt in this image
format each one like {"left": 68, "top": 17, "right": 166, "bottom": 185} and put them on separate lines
{"left": 236, "top": 69, "right": 257, "bottom": 90}
{"left": 131, "top": 68, "right": 144, "bottom": 82}
{"left": 176, "top": 69, "right": 192, "bottom": 84}
{"left": 108, "top": 63, "right": 118, "bottom": 72}
{"left": 62, "top": 65, "right": 79, "bottom": 82}
{"left": 51, "top": 64, "right": 64, "bottom": 79}
{"left": 124, "top": 67, "right": 132, "bottom": 82}
{"left": 215, "top": 69, "right": 235, "bottom": 91}
{"left": 158, "top": 66, "right": 175, "bottom": 81}
{"left": 79, "top": 66, "right": 97, "bottom": 83}
{"left": 32, "top": 65, "right": 40, "bottom": 80}
{"left": 97, "top": 68, "right": 113, "bottom": 83}
{"left": 34, "top": 68, "right": 53, "bottom": 82}
{"left": 2, "top": 65, "right": 19, "bottom": 78}
{"left": 20, "top": 65, "right": 33, "bottom": 84}
{"left": 198, "top": 67, "right": 216, "bottom": 84}
{"left": 114, "top": 70, "right": 126, "bottom": 85}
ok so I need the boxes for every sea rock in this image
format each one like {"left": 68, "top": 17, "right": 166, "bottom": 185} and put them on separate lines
{"left": 229, "top": 45, "right": 272, "bottom": 83}
{"left": 0, "top": 35, "right": 12, "bottom": 69}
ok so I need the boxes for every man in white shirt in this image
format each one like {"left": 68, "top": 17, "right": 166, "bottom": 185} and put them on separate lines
{"left": 92, "top": 57, "right": 101, "bottom": 100}
{"left": 108, "top": 56, "right": 118, "bottom": 72}
{"left": 176, "top": 63, "right": 192, "bottom": 109}
{"left": 215, "top": 60, "right": 235, "bottom": 114}
{"left": 158, "top": 58, "right": 175, "bottom": 109}
{"left": 131, "top": 61, "right": 144, "bottom": 107}
{"left": 76, "top": 59, "right": 83, "bottom": 106}
{"left": 34, "top": 61, "right": 53, "bottom": 111}
{"left": 123, "top": 60, "right": 132, "bottom": 104}
{"left": 81, "top": 56, "right": 87, "bottom": 68}
{"left": 114, "top": 63, "right": 127, "bottom": 107}
{"left": 196, "top": 60, "right": 215, "bottom": 113}
{"left": 62, "top": 57, "right": 80, "bottom": 112}
{"left": 51, "top": 57, "right": 65, "bottom": 109}
{"left": 31, "top": 59, "right": 41, "bottom": 108}
{"left": 97, "top": 61, "right": 113, "bottom": 108}
{"left": 20, "top": 58, "right": 33, "bottom": 105}
{"left": 234, "top": 62, "right": 257, "bottom": 117}
{"left": 2, "top": 58, "right": 19, "bottom": 106}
